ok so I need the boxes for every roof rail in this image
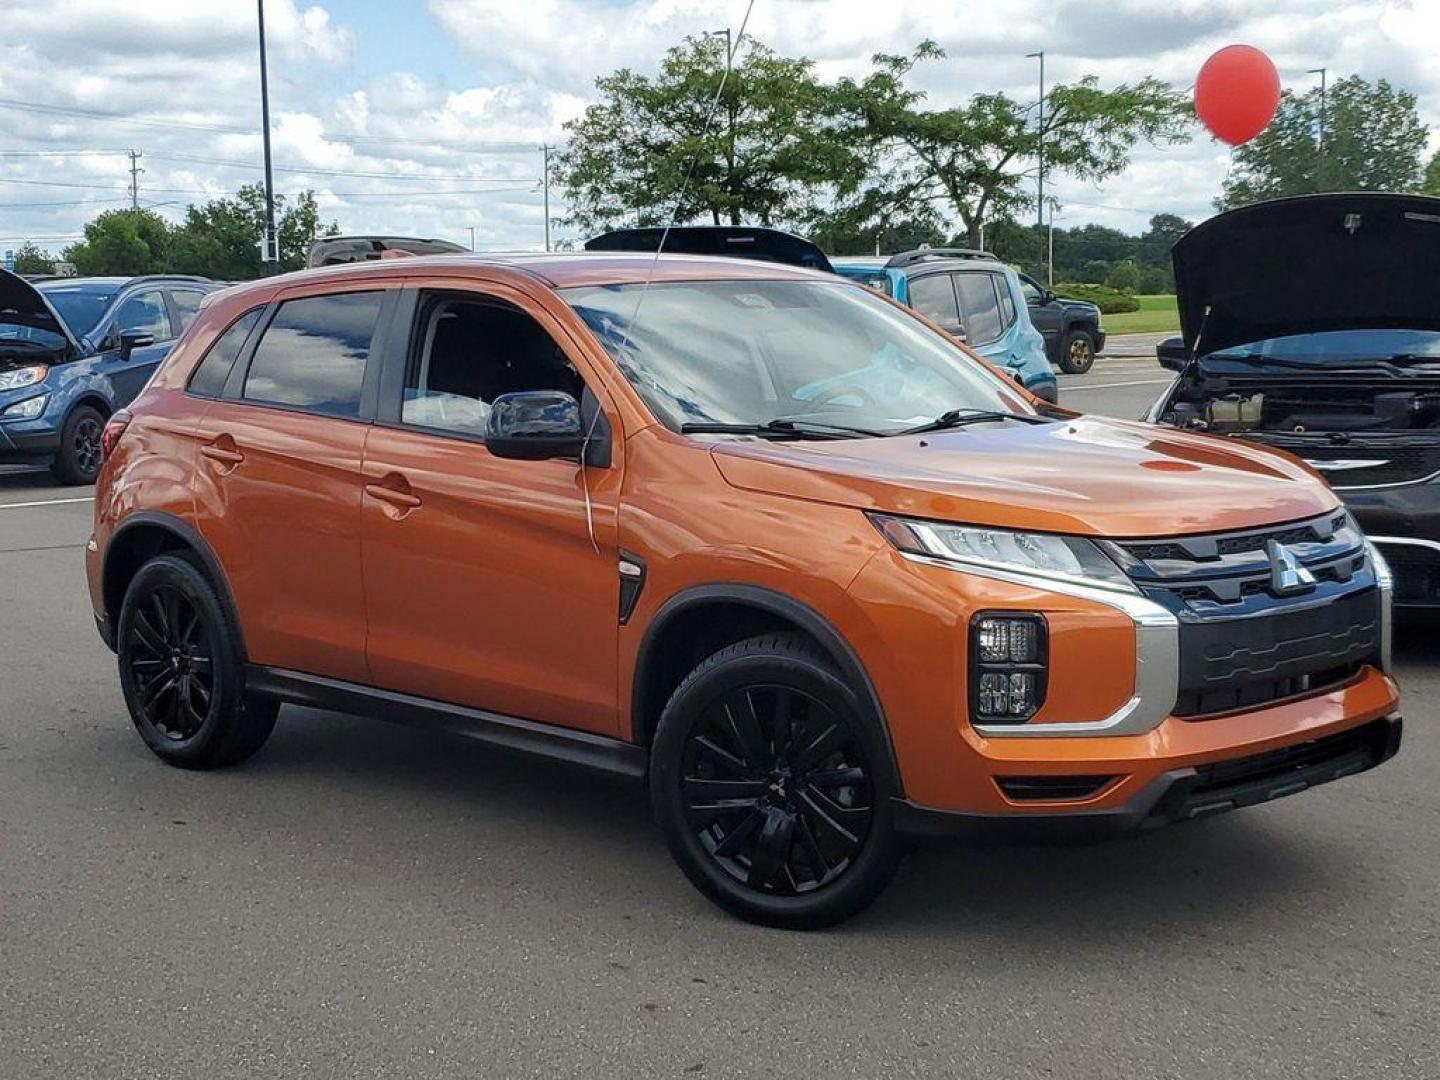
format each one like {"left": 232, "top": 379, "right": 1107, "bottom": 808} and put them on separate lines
{"left": 884, "top": 247, "right": 996, "bottom": 269}
{"left": 123, "top": 274, "right": 217, "bottom": 284}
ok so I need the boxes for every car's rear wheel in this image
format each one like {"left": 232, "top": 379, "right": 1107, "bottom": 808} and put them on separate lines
{"left": 650, "top": 633, "right": 901, "bottom": 929}
{"left": 117, "top": 554, "right": 276, "bottom": 769}
{"left": 1059, "top": 329, "right": 1096, "bottom": 374}
{"left": 50, "top": 404, "right": 106, "bottom": 485}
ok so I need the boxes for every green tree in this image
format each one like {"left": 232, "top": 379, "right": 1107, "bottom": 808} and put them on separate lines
{"left": 833, "top": 42, "right": 1190, "bottom": 247}
{"left": 1423, "top": 149, "right": 1440, "bottom": 196}
{"left": 13, "top": 241, "right": 56, "bottom": 275}
{"left": 1220, "top": 76, "right": 1427, "bottom": 208}
{"left": 1106, "top": 259, "right": 1141, "bottom": 292}
{"left": 810, "top": 215, "right": 945, "bottom": 256}
{"left": 169, "top": 184, "right": 337, "bottom": 278}
{"left": 556, "top": 35, "right": 869, "bottom": 232}
{"left": 63, "top": 208, "right": 172, "bottom": 276}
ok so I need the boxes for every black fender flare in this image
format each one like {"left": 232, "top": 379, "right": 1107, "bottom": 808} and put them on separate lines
{"left": 631, "top": 583, "right": 903, "bottom": 796}
{"left": 104, "top": 511, "right": 246, "bottom": 659}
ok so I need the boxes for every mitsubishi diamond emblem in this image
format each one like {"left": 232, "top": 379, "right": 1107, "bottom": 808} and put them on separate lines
{"left": 1266, "top": 539, "right": 1317, "bottom": 595}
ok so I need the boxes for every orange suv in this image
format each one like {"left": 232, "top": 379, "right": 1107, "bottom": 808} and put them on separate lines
{"left": 87, "top": 253, "right": 1402, "bottom": 928}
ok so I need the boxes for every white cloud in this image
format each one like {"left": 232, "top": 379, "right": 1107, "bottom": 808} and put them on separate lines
{"left": 0, "top": 0, "right": 1436, "bottom": 255}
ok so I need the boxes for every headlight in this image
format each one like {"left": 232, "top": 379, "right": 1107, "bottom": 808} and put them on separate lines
{"left": 0, "top": 365, "right": 48, "bottom": 392}
{"left": 869, "top": 513, "right": 1135, "bottom": 592}
{"left": 1, "top": 394, "right": 47, "bottom": 421}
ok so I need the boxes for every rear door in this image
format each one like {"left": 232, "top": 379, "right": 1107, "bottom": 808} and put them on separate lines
{"left": 192, "top": 284, "right": 396, "bottom": 683}
{"left": 953, "top": 271, "right": 1007, "bottom": 351}
{"left": 359, "top": 282, "right": 623, "bottom": 735}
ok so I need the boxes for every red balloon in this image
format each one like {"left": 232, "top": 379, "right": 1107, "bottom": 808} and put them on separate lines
{"left": 1195, "top": 44, "right": 1281, "bottom": 146}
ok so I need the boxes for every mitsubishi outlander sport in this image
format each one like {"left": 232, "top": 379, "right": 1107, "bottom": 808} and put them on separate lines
{"left": 87, "top": 252, "right": 1402, "bottom": 928}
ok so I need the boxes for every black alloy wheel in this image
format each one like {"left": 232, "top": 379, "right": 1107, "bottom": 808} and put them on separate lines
{"left": 117, "top": 554, "right": 277, "bottom": 768}
{"left": 51, "top": 404, "right": 107, "bottom": 485}
{"left": 681, "top": 683, "right": 872, "bottom": 895}
{"left": 125, "top": 583, "right": 215, "bottom": 742}
{"left": 651, "top": 633, "right": 901, "bottom": 929}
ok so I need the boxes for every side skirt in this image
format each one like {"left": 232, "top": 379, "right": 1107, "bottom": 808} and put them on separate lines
{"left": 245, "top": 666, "right": 648, "bottom": 780}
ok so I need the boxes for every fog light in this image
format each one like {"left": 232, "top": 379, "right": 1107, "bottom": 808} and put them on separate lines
{"left": 971, "top": 613, "right": 1047, "bottom": 724}
{"left": 1, "top": 394, "right": 47, "bottom": 421}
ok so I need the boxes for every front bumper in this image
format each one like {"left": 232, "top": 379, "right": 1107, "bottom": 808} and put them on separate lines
{"left": 897, "top": 713, "right": 1402, "bottom": 841}
{"left": 0, "top": 421, "right": 60, "bottom": 461}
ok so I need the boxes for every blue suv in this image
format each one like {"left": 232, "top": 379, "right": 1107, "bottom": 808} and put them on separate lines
{"left": 0, "top": 271, "right": 218, "bottom": 483}
{"left": 831, "top": 250, "right": 1057, "bottom": 402}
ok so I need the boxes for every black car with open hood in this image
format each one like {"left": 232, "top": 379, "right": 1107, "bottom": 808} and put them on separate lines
{"left": 1148, "top": 193, "right": 1440, "bottom": 609}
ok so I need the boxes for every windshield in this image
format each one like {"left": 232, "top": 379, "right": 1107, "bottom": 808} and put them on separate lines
{"left": 562, "top": 279, "right": 1028, "bottom": 435}
{"left": 1207, "top": 329, "right": 1440, "bottom": 364}
{"left": 38, "top": 284, "right": 117, "bottom": 337}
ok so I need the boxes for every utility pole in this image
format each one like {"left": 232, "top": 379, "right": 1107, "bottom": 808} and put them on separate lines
{"left": 256, "top": 0, "right": 278, "bottom": 271}
{"left": 1308, "top": 67, "right": 1328, "bottom": 190}
{"left": 541, "top": 145, "right": 554, "bottom": 252}
{"left": 127, "top": 149, "right": 143, "bottom": 209}
{"left": 468, "top": 226, "right": 476, "bottom": 252}
{"left": 1026, "top": 51, "right": 1046, "bottom": 281}
{"left": 1046, "top": 198, "right": 1059, "bottom": 287}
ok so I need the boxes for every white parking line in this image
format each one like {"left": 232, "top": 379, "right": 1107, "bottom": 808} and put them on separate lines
{"left": 0, "top": 496, "right": 95, "bottom": 511}
{"left": 1061, "top": 378, "right": 1172, "bottom": 392}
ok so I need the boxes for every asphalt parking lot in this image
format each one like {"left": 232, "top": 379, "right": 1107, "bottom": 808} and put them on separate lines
{"left": 2, "top": 348, "right": 1436, "bottom": 1080}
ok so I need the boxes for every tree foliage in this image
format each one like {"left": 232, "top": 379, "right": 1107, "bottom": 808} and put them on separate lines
{"left": 1423, "top": 150, "right": 1440, "bottom": 197}
{"left": 556, "top": 35, "right": 869, "bottom": 232}
{"left": 13, "top": 241, "right": 56, "bottom": 275}
{"left": 830, "top": 42, "right": 1191, "bottom": 247}
{"left": 1219, "top": 76, "right": 1428, "bottom": 208}
{"left": 61, "top": 186, "right": 337, "bottom": 278}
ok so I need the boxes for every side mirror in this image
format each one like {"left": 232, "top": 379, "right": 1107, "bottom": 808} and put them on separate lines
{"left": 1156, "top": 336, "right": 1189, "bottom": 372}
{"left": 1041, "top": 289, "right": 1057, "bottom": 305}
{"left": 118, "top": 330, "right": 155, "bottom": 360}
{"left": 485, "top": 390, "right": 586, "bottom": 461}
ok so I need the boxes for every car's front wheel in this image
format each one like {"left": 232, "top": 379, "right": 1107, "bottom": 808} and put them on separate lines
{"left": 50, "top": 404, "right": 106, "bottom": 485}
{"left": 650, "top": 634, "right": 902, "bottom": 929}
{"left": 117, "top": 554, "right": 277, "bottom": 769}
{"left": 1059, "top": 329, "right": 1097, "bottom": 374}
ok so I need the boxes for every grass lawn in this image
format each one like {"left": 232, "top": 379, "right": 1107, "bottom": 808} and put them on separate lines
{"left": 1103, "top": 294, "right": 1179, "bottom": 336}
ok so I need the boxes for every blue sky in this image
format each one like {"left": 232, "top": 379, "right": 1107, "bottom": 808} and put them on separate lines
{"left": 1, "top": 0, "right": 1437, "bottom": 256}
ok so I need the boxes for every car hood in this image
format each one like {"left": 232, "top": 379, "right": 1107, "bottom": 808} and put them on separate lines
{"left": 710, "top": 416, "right": 1336, "bottom": 538}
{"left": 1054, "top": 297, "right": 1100, "bottom": 315}
{"left": 0, "top": 268, "right": 81, "bottom": 360}
{"left": 1173, "top": 192, "right": 1440, "bottom": 357}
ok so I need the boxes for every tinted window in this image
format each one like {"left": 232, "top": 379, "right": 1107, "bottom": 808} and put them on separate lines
{"left": 115, "top": 291, "right": 172, "bottom": 341}
{"left": 171, "top": 290, "right": 207, "bottom": 331}
{"left": 1018, "top": 274, "right": 1042, "bottom": 304}
{"left": 243, "top": 292, "right": 382, "bottom": 417}
{"left": 955, "top": 273, "right": 1004, "bottom": 345}
{"left": 907, "top": 274, "right": 960, "bottom": 327}
{"left": 402, "top": 295, "right": 583, "bottom": 437}
{"left": 188, "top": 308, "right": 262, "bottom": 398}
{"left": 38, "top": 285, "right": 116, "bottom": 336}
{"left": 996, "top": 277, "right": 1017, "bottom": 328}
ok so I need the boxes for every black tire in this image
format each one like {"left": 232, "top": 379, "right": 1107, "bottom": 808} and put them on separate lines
{"left": 1058, "top": 329, "right": 1096, "bottom": 374}
{"left": 650, "top": 633, "right": 902, "bottom": 929}
{"left": 50, "top": 404, "right": 106, "bottom": 485}
{"left": 116, "top": 553, "right": 277, "bottom": 769}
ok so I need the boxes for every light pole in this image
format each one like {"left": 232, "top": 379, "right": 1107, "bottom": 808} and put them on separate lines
{"left": 256, "top": 0, "right": 278, "bottom": 271}
{"left": 1046, "top": 197, "right": 1059, "bottom": 287}
{"left": 1025, "top": 51, "right": 1046, "bottom": 282}
{"left": 468, "top": 225, "right": 476, "bottom": 252}
{"left": 706, "top": 28, "right": 733, "bottom": 74}
{"left": 541, "top": 144, "right": 554, "bottom": 251}
{"left": 706, "top": 28, "right": 736, "bottom": 225}
{"left": 1308, "top": 67, "right": 1328, "bottom": 190}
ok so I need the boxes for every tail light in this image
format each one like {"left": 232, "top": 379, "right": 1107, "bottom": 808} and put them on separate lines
{"left": 100, "top": 410, "right": 134, "bottom": 460}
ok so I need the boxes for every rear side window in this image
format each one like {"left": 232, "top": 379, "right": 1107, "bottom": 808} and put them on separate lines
{"left": 996, "top": 276, "right": 1017, "bottom": 328}
{"left": 243, "top": 292, "right": 383, "bottom": 418}
{"left": 907, "top": 274, "right": 960, "bottom": 328}
{"left": 114, "top": 291, "right": 173, "bottom": 342}
{"left": 188, "top": 308, "right": 262, "bottom": 398}
{"left": 171, "top": 290, "right": 207, "bottom": 332}
{"left": 955, "top": 273, "right": 1004, "bottom": 345}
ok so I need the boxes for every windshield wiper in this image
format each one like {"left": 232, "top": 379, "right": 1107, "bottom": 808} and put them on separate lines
{"left": 679, "top": 419, "right": 882, "bottom": 440}
{"left": 897, "top": 408, "right": 1050, "bottom": 436}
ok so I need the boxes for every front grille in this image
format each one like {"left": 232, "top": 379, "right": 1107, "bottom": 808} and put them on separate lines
{"left": 996, "top": 775, "right": 1115, "bottom": 802}
{"left": 1306, "top": 447, "right": 1440, "bottom": 488}
{"left": 1150, "top": 718, "right": 1400, "bottom": 822}
{"left": 1375, "top": 542, "right": 1440, "bottom": 606}
{"left": 1109, "top": 511, "right": 1383, "bottom": 718}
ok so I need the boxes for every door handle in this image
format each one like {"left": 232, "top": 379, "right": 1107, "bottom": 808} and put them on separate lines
{"left": 201, "top": 441, "right": 244, "bottom": 469}
{"left": 365, "top": 483, "right": 422, "bottom": 510}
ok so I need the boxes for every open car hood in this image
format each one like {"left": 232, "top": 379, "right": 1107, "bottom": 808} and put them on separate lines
{"left": 585, "top": 226, "right": 835, "bottom": 273}
{"left": 1173, "top": 193, "right": 1440, "bottom": 357}
{"left": 0, "top": 268, "right": 81, "bottom": 356}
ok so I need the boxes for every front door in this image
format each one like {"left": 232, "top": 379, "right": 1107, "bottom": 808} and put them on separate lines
{"left": 103, "top": 289, "right": 176, "bottom": 404}
{"left": 360, "top": 285, "right": 622, "bottom": 736}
